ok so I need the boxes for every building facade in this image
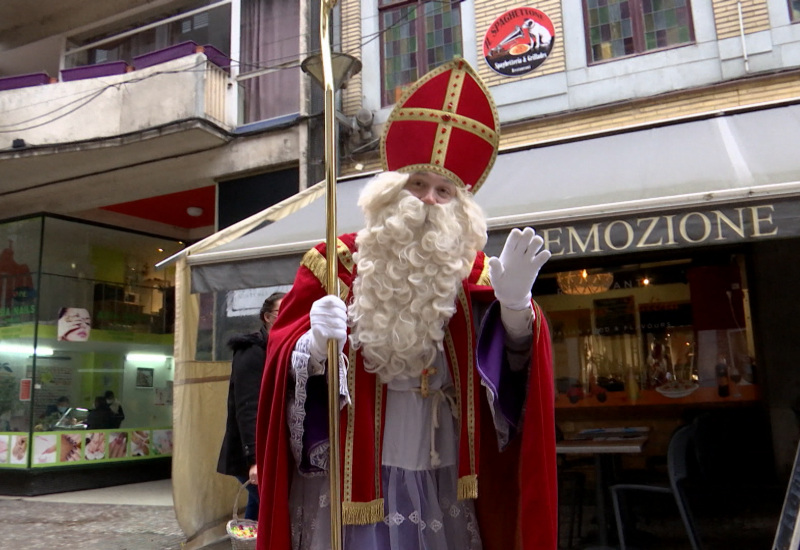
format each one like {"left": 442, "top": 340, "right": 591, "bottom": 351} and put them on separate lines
{"left": 0, "top": 0, "right": 320, "bottom": 493}
{"left": 2, "top": 0, "right": 800, "bottom": 539}
{"left": 329, "top": 0, "right": 800, "bottom": 481}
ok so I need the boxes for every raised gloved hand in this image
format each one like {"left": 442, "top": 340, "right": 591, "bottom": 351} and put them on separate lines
{"left": 488, "top": 227, "right": 551, "bottom": 310}
{"left": 309, "top": 295, "right": 348, "bottom": 363}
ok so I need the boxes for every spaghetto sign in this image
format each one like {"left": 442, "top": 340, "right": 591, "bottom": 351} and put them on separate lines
{"left": 483, "top": 7, "right": 555, "bottom": 76}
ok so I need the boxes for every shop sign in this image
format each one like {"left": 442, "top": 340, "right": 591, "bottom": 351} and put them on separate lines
{"left": 539, "top": 200, "right": 800, "bottom": 259}
{"left": 483, "top": 7, "right": 555, "bottom": 76}
{"left": 19, "top": 378, "right": 31, "bottom": 401}
{"left": 0, "top": 304, "right": 36, "bottom": 326}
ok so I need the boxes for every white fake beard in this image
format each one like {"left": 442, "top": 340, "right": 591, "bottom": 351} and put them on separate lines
{"left": 348, "top": 174, "right": 487, "bottom": 383}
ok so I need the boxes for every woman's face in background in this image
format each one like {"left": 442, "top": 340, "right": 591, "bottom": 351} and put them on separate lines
{"left": 58, "top": 308, "right": 92, "bottom": 341}
{"left": 263, "top": 299, "right": 283, "bottom": 331}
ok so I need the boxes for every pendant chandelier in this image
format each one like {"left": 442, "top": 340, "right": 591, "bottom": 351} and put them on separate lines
{"left": 556, "top": 269, "right": 614, "bottom": 295}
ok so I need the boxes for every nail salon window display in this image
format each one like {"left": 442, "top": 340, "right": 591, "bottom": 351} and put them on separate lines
{"left": 0, "top": 347, "right": 37, "bottom": 467}
{"left": 16, "top": 353, "right": 175, "bottom": 469}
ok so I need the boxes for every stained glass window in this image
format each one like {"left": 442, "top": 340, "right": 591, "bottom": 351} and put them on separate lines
{"left": 791, "top": 0, "right": 800, "bottom": 22}
{"left": 379, "top": 0, "right": 463, "bottom": 106}
{"left": 585, "top": 0, "right": 694, "bottom": 63}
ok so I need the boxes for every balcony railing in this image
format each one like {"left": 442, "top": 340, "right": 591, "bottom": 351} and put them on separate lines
{"left": 0, "top": 52, "right": 234, "bottom": 151}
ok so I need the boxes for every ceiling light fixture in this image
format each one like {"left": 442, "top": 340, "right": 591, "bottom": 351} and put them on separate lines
{"left": 0, "top": 344, "right": 53, "bottom": 356}
{"left": 556, "top": 269, "right": 614, "bottom": 295}
{"left": 186, "top": 206, "right": 204, "bottom": 217}
{"left": 126, "top": 353, "right": 168, "bottom": 363}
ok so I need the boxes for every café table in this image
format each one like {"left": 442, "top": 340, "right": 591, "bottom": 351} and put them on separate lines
{"left": 556, "top": 428, "right": 650, "bottom": 550}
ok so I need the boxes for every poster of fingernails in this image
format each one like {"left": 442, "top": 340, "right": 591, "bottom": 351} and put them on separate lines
{"left": 85, "top": 432, "right": 106, "bottom": 460}
{"left": 60, "top": 433, "right": 83, "bottom": 463}
{"left": 0, "top": 435, "right": 9, "bottom": 464}
{"left": 152, "top": 429, "right": 173, "bottom": 455}
{"left": 9, "top": 434, "right": 28, "bottom": 464}
{"left": 1, "top": 428, "right": 171, "bottom": 468}
{"left": 108, "top": 431, "right": 129, "bottom": 459}
{"left": 34, "top": 434, "right": 57, "bottom": 464}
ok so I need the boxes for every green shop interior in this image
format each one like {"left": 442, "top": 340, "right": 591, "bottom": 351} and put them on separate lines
{"left": 0, "top": 214, "right": 182, "bottom": 494}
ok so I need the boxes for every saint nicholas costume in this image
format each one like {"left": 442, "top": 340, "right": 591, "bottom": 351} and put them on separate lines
{"left": 255, "top": 59, "right": 557, "bottom": 550}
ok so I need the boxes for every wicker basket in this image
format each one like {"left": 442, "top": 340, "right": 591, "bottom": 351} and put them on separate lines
{"left": 226, "top": 480, "right": 257, "bottom": 550}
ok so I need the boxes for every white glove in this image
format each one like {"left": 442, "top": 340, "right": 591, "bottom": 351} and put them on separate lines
{"left": 309, "top": 295, "right": 348, "bottom": 363}
{"left": 488, "top": 227, "right": 551, "bottom": 311}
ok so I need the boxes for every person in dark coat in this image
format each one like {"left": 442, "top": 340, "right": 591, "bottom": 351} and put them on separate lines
{"left": 86, "top": 396, "right": 116, "bottom": 430}
{"left": 104, "top": 390, "right": 125, "bottom": 428}
{"left": 217, "top": 291, "right": 285, "bottom": 521}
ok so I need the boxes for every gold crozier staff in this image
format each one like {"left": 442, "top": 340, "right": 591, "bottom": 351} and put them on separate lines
{"left": 319, "top": 2, "right": 343, "bottom": 550}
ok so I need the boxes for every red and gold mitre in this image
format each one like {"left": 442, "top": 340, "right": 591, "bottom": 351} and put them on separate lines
{"left": 380, "top": 58, "right": 500, "bottom": 194}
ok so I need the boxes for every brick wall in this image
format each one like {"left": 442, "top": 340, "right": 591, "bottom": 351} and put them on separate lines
{"left": 341, "top": 0, "right": 363, "bottom": 117}
{"left": 500, "top": 71, "right": 800, "bottom": 150}
{"left": 712, "top": 0, "right": 771, "bottom": 40}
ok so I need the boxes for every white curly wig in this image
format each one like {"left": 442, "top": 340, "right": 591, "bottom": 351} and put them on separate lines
{"left": 347, "top": 171, "right": 487, "bottom": 382}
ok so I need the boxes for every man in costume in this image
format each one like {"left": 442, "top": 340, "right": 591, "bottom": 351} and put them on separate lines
{"left": 256, "top": 59, "right": 557, "bottom": 550}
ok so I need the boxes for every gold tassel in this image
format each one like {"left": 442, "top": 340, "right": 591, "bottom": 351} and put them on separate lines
{"left": 457, "top": 475, "right": 478, "bottom": 500}
{"left": 342, "top": 499, "right": 385, "bottom": 525}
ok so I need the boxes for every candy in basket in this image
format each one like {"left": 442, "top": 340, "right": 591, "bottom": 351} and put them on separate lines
{"left": 226, "top": 481, "right": 257, "bottom": 550}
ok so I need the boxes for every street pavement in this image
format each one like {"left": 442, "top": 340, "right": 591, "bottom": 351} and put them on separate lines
{"left": 0, "top": 479, "right": 187, "bottom": 550}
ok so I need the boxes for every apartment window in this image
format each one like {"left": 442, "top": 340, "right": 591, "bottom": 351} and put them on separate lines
{"left": 378, "top": 0, "right": 463, "bottom": 106}
{"left": 791, "top": 0, "right": 800, "bottom": 22}
{"left": 584, "top": 0, "right": 694, "bottom": 64}
{"left": 239, "top": 0, "right": 300, "bottom": 123}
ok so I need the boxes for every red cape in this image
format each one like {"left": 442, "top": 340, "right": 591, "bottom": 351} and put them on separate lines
{"left": 255, "top": 234, "right": 557, "bottom": 550}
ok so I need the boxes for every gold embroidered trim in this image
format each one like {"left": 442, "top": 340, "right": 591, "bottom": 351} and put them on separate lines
{"left": 392, "top": 109, "right": 498, "bottom": 148}
{"left": 374, "top": 372, "right": 383, "bottom": 497}
{"left": 443, "top": 329, "right": 461, "bottom": 426}
{"left": 457, "top": 287, "right": 477, "bottom": 476}
{"left": 343, "top": 346, "right": 357, "bottom": 503}
{"left": 476, "top": 259, "right": 491, "bottom": 287}
{"left": 337, "top": 239, "right": 355, "bottom": 273}
{"left": 300, "top": 241, "right": 352, "bottom": 300}
{"left": 457, "top": 475, "right": 478, "bottom": 501}
{"left": 342, "top": 498, "right": 385, "bottom": 525}
{"left": 533, "top": 300, "right": 543, "bottom": 344}
{"left": 396, "top": 164, "right": 465, "bottom": 189}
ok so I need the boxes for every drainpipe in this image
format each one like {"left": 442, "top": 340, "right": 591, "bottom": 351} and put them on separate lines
{"left": 737, "top": 0, "right": 750, "bottom": 73}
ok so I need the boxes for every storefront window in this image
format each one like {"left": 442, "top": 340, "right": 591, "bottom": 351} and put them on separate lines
{"left": 195, "top": 285, "right": 291, "bottom": 361}
{"left": 0, "top": 217, "right": 43, "bottom": 442}
{"left": 539, "top": 254, "right": 756, "bottom": 409}
{"left": 0, "top": 215, "right": 183, "bottom": 469}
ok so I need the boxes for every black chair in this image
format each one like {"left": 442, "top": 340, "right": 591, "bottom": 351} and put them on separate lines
{"left": 558, "top": 467, "right": 585, "bottom": 548}
{"left": 556, "top": 424, "right": 586, "bottom": 548}
{"left": 610, "top": 424, "right": 702, "bottom": 550}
